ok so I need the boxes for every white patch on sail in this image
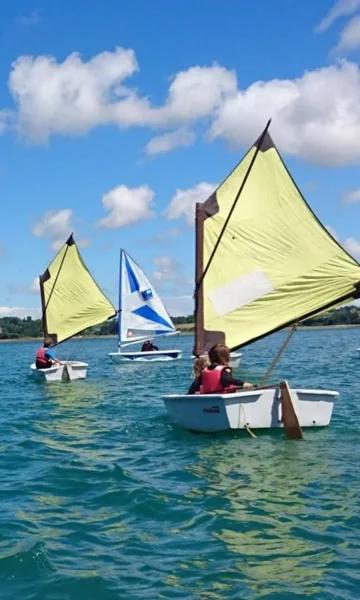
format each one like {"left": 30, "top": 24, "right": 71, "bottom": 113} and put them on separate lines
{"left": 208, "top": 270, "right": 273, "bottom": 316}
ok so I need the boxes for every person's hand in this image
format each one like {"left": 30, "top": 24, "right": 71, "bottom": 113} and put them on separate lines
{"left": 242, "top": 381, "right": 253, "bottom": 389}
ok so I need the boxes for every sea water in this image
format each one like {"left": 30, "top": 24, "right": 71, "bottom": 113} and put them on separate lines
{"left": 0, "top": 329, "right": 359, "bottom": 599}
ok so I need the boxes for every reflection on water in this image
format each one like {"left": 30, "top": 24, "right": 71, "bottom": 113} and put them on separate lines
{"left": 184, "top": 437, "right": 356, "bottom": 597}
{"left": 0, "top": 333, "right": 359, "bottom": 599}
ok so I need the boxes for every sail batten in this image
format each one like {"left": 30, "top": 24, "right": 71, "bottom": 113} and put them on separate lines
{"left": 40, "top": 236, "right": 116, "bottom": 345}
{"left": 196, "top": 126, "right": 360, "bottom": 354}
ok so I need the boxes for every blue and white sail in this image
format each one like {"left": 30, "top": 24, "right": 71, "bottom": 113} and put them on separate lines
{"left": 118, "top": 250, "right": 178, "bottom": 347}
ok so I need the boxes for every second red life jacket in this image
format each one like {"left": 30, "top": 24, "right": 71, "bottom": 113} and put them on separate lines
{"left": 200, "top": 366, "right": 237, "bottom": 394}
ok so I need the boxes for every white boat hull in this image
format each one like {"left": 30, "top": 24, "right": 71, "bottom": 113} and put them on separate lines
{"left": 108, "top": 349, "right": 182, "bottom": 363}
{"left": 162, "top": 387, "right": 338, "bottom": 432}
{"left": 30, "top": 361, "right": 88, "bottom": 382}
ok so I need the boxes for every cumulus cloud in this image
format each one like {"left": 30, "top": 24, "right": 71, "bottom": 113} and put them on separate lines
{"left": 145, "top": 129, "right": 195, "bottom": 156}
{"left": 32, "top": 209, "right": 73, "bottom": 249}
{"left": 343, "top": 188, "right": 360, "bottom": 203}
{"left": 162, "top": 295, "right": 193, "bottom": 317}
{"left": 325, "top": 224, "right": 339, "bottom": 240}
{"left": 9, "top": 47, "right": 150, "bottom": 142}
{"left": 334, "top": 14, "right": 360, "bottom": 54}
{"left": 316, "top": 0, "right": 360, "bottom": 32}
{"left": 152, "top": 227, "right": 182, "bottom": 242}
{"left": 154, "top": 64, "right": 237, "bottom": 125}
{"left": 8, "top": 277, "right": 40, "bottom": 295}
{"left": 325, "top": 225, "right": 360, "bottom": 257}
{"left": 344, "top": 236, "right": 360, "bottom": 256}
{"left": 16, "top": 10, "right": 41, "bottom": 27}
{"left": 210, "top": 61, "right": 360, "bottom": 166}
{"left": 8, "top": 48, "right": 236, "bottom": 144}
{"left": 153, "top": 256, "right": 179, "bottom": 282}
{"left": 6, "top": 46, "right": 360, "bottom": 166}
{"left": 0, "top": 306, "right": 40, "bottom": 318}
{"left": 98, "top": 184, "right": 155, "bottom": 228}
{"left": 165, "top": 182, "right": 217, "bottom": 226}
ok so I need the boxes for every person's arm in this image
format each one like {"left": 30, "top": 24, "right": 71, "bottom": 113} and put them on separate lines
{"left": 45, "top": 348, "right": 62, "bottom": 365}
{"left": 221, "top": 368, "right": 253, "bottom": 389}
{"left": 187, "top": 376, "right": 201, "bottom": 394}
{"left": 153, "top": 344, "right": 159, "bottom": 351}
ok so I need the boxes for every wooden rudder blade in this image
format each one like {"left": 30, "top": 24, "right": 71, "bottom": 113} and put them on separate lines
{"left": 279, "top": 380, "right": 303, "bottom": 439}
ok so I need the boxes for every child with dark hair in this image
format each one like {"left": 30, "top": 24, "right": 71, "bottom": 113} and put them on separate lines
{"left": 187, "top": 343, "right": 254, "bottom": 394}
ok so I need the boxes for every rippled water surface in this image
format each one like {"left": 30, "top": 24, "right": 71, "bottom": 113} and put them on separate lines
{"left": 0, "top": 330, "right": 359, "bottom": 599}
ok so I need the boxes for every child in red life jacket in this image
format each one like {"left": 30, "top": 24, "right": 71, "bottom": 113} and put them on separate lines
{"left": 188, "top": 344, "right": 254, "bottom": 394}
{"left": 35, "top": 337, "right": 62, "bottom": 370}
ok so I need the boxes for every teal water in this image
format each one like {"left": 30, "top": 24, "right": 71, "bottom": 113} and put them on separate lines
{"left": 0, "top": 330, "right": 359, "bottom": 599}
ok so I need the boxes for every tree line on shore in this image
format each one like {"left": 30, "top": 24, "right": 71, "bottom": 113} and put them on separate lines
{"left": 0, "top": 305, "right": 359, "bottom": 339}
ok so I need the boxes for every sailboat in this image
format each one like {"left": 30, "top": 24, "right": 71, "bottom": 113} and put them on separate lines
{"left": 108, "top": 249, "right": 182, "bottom": 362}
{"left": 30, "top": 234, "right": 116, "bottom": 381}
{"left": 163, "top": 121, "right": 360, "bottom": 434}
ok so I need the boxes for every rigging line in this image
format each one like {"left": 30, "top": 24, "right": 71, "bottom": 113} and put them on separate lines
{"left": 41, "top": 234, "right": 72, "bottom": 326}
{"left": 195, "top": 119, "right": 271, "bottom": 295}
{"left": 260, "top": 324, "right": 297, "bottom": 387}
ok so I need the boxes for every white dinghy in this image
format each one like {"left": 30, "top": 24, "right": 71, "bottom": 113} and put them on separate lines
{"left": 30, "top": 361, "right": 88, "bottom": 382}
{"left": 108, "top": 249, "right": 182, "bottom": 363}
{"left": 163, "top": 121, "right": 360, "bottom": 435}
{"left": 31, "top": 234, "right": 116, "bottom": 382}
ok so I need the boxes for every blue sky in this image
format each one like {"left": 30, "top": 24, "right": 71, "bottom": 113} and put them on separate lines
{"left": 1, "top": 0, "right": 360, "bottom": 318}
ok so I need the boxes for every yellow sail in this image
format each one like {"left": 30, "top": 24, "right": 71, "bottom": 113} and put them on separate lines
{"left": 40, "top": 234, "right": 116, "bottom": 344}
{"left": 195, "top": 125, "right": 360, "bottom": 353}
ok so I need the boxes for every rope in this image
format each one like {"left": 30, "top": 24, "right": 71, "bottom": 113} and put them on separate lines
{"left": 260, "top": 324, "right": 297, "bottom": 386}
{"left": 244, "top": 423, "right": 257, "bottom": 438}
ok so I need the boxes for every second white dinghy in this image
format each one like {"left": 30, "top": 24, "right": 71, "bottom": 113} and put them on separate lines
{"left": 108, "top": 250, "right": 182, "bottom": 363}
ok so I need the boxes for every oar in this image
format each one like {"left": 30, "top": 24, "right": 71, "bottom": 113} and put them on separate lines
{"left": 279, "top": 380, "right": 303, "bottom": 439}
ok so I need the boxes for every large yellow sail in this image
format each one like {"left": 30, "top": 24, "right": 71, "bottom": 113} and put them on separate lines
{"left": 40, "top": 235, "right": 116, "bottom": 344}
{"left": 195, "top": 126, "right": 360, "bottom": 353}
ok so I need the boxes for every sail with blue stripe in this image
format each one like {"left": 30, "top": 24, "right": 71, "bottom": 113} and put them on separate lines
{"left": 118, "top": 250, "right": 177, "bottom": 346}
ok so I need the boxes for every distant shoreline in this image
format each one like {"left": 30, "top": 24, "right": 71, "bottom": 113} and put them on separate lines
{"left": 1, "top": 323, "right": 360, "bottom": 343}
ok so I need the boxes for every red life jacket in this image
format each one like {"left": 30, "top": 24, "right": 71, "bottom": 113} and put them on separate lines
{"left": 36, "top": 346, "right": 49, "bottom": 365}
{"left": 200, "top": 366, "right": 237, "bottom": 394}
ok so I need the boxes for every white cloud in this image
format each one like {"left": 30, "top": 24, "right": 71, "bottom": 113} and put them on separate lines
{"left": 210, "top": 61, "right": 360, "bottom": 166}
{"left": 334, "top": 15, "right": 360, "bottom": 54}
{"left": 325, "top": 225, "right": 360, "bottom": 256}
{"left": 8, "top": 277, "right": 39, "bottom": 295}
{"left": 8, "top": 48, "right": 236, "bottom": 144}
{"left": 325, "top": 224, "right": 339, "bottom": 240}
{"left": 153, "top": 227, "right": 182, "bottom": 242}
{"left": 153, "top": 256, "right": 178, "bottom": 282}
{"left": 344, "top": 236, "right": 360, "bottom": 256}
{"left": 0, "top": 306, "right": 40, "bottom": 318}
{"left": 165, "top": 182, "right": 217, "bottom": 226}
{"left": 156, "top": 64, "right": 237, "bottom": 125}
{"left": 343, "top": 188, "right": 360, "bottom": 203}
{"left": 32, "top": 209, "right": 73, "bottom": 249}
{"left": 98, "top": 184, "right": 155, "bottom": 228}
{"left": 162, "top": 295, "right": 193, "bottom": 317}
{"left": 316, "top": 0, "right": 360, "bottom": 32}
{"left": 30, "top": 277, "right": 39, "bottom": 293}
{"left": 7, "top": 46, "right": 360, "bottom": 167}
{"left": 16, "top": 10, "right": 41, "bottom": 27}
{"left": 145, "top": 129, "right": 195, "bottom": 156}
{"left": 9, "top": 47, "right": 149, "bottom": 142}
